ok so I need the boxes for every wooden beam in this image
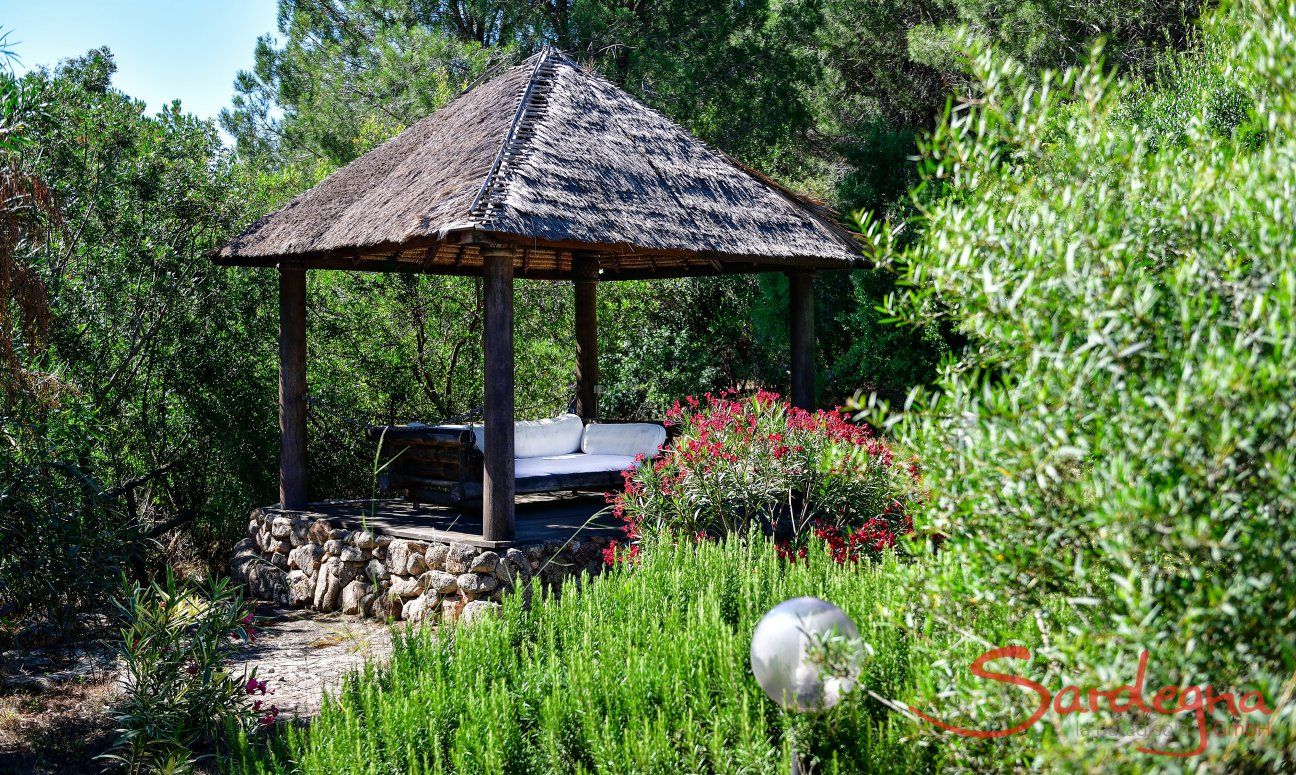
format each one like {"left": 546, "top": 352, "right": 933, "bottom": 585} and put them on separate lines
{"left": 573, "top": 255, "right": 599, "bottom": 419}
{"left": 278, "top": 266, "right": 308, "bottom": 509}
{"left": 788, "top": 269, "right": 816, "bottom": 410}
{"left": 481, "top": 246, "right": 516, "bottom": 542}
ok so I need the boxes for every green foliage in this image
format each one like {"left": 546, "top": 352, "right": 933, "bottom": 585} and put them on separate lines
{"left": 231, "top": 537, "right": 1048, "bottom": 774}
{"left": 864, "top": 0, "right": 1296, "bottom": 766}
{"left": 614, "top": 392, "right": 917, "bottom": 559}
{"left": 104, "top": 574, "right": 263, "bottom": 774}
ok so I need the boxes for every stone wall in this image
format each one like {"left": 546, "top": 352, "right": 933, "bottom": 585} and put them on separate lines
{"left": 230, "top": 508, "right": 610, "bottom": 624}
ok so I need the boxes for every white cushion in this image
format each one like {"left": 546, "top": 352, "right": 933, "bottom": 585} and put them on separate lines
{"left": 469, "top": 413, "right": 584, "bottom": 458}
{"left": 581, "top": 422, "right": 667, "bottom": 458}
{"left": 514, "top": 453, "right": 639, "bottom": 478}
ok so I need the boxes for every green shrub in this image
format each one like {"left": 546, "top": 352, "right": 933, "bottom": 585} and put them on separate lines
{"left": 104, "top": 574, "right": 270, "bottom": 773}
{"left": 231, "top": 537, "right": 1046, "bottom": 774}
{"left": 610, "top": 392, "right": 918, "bottom": 561}
{"left": 860, "top": 0, "right": 1296, "bottom": 767}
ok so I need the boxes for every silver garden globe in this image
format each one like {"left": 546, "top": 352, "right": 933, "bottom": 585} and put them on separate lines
{"left": 749, "top": 596, "right": 861, "bottom": 713}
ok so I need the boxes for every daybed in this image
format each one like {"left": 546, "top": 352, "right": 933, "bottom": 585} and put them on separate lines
{"left": 367, "top": 413, "right": 667, "bottom": 506}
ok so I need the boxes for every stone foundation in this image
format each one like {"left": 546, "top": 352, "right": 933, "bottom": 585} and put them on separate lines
{"left": 229, "top": 507, "right": 610, "bottom": 623}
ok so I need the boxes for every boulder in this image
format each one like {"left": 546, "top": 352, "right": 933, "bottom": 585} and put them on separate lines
{"left": 460, "top": 600, "right": 502, "bottom": 624}
{"left": 337, "top": 545, "right": 366, "bottom": 563}
{"left": 444, "top": 542, "right": 477, "bottom": 574}
{"left": 365, "top": 558, "right": 389, "bottom": 583}
{"left": 504, "top": 548, "right": 532, "bottom": 581}
{"left": 352, "top": 531, "right": 376, "bottom": 550}
{"left": 270, "top": 516, "right": 294, "bottom": 539}
{"left": 288, "top": 574, "right": 314, "bottom": 607}
{"left": 389, "top": 574, "right": 425, "bottom": 599}
{"left": 469, "top": 551, "right": 500, "bottom": 574}
{"left": 230, "top": 550, "right": 289, "bottom": 605}
{"left": 270, "top": 552, "right": 289, "bottom": 571}
{"left": 359, "top": 593, "right": 376, "bottom": 618}
{"left": 313, "top": 558, "right": 358, "bottom": 612}
{"left": 457, "top": 573, "right": 497, "bottom": 596}
{"left": 288, "top": 543, "right": 323, "bottom": 576}
{"left": 372, "top": 591, "right": 401, "bottom": 621}
{"left": 307, "top": 519, "right": 333, "bottom": 545}
{"left": 385, "top": 539, "right": 428, "bottom": 574}
{"left": 406, "top": 553, "right": 427, "bottom": 576}
{"left": 423, "top": 570, "right": 459, "bottom": 595}
{"left": 247, "top": 519, "right": 260, "bottom": 541}
{"left": 402, "top": 591, "right": 441, "bottom": 623}
{"left": 340, "top": 580, "right": 371, "bottom": 615}
{"left": 424, "top": 544, "right": 449, "bottom": 571}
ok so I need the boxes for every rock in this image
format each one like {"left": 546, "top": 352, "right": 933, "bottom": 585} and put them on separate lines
{"left": 424, "top": 544, "right": 449, "bottom": 571}
{"left": 270, "top": 552, "right": 289, "bottom": 570}
{"left": 337, "top": 545, "right": 366, "bottom": 563}
{"left": 290, "top": 518, "right": 311, "bottom": 547}
{"left": 402, "top": 591, "right": 441, "bottom": 623}
{"left": 307, "top": 520, "right": 333, "bottom": 545}
{"left": 247, "top": 519, "right": 260, "bottom": 541}
{"left": 406, "top": 553, "right": 427, "bottom": 576}
{"left": 372, "top": 591, "right": 401, "bottom": 620}
{"left": 359, "top": 593, "right": 376, "bottom": 618}
{"left": 289, "top": 574, "right": 314, "bottom": 607}
{"left": 389, "top": 574, "right": 425, "bottom": 599}
{"left": 375, "top": 534, "right": 393, "bottom": 549}
{"left": 270, "top": 516, "right": 294, "bottom": 539}
{"left": 273, "top": 538, "right": 293, "bottom": 555}
{"left": 441, "top": 597, "right": 463, "bottom": 623}
{"left": 257, "top": 529, "right": 275, "bottom": 553}
{"left": 460, "top": 600, "right": 502, "bottom": 624}
{"left": 324, "top": 539, "right": 344, "bottom": 556}
{"left": 505, "top": 548, "right": 532, "bottom": 581}
{"left": 423, "top": 570, "right": 459, "bottom": 595}
{"left": 288, "top": 543, "right": 323, "bottom": 576}
{"left": 341, "top": 580, "right": 371, "bottom": 615}
{"left": 457, "top": 573, "right": 497, "bottom": 596}
{"left": 232, "top": 537, "right": 257, "bottom": 557}
{"left": 525, "top": 543, "right": 545, "bottom": 560}
{"left": 329, "top": 528, "right": 351, "bottom": 541}
{"left": 469, "top": 551, "right": 500, "bottom": 574}
{"left": 491, "top": 559, "right": 513, "bottom": 590}
{"left": 352, "top": 531, "right": 376, "bottom": 550}
{"left": 313, "top": 558, "right": 358, "bottom": 612}
{"left": 365, "top": 558, "right": 389, "bottom": 583}
{"left": 444, "top": 542, "right": 477, "bottom": 574}
{"left": 385, "top": 539, "right": 428, "bottom": 574}
{"left": 231, "top": 552, "right": 289, "bottom": 605}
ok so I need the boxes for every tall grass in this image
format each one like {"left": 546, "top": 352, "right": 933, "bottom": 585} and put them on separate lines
{"left": 231, "top": 539, "right": 1038, "bottom": 774}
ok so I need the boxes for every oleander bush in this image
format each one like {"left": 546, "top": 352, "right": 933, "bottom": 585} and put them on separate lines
{"left": 609, "top": 392, "right": 919, "bottom": 562}
{"left": 231, "top": 537, "right": 1047, "bottom": 774}
{"left": 857, "top": 0, "right": 1296, "bottom": 767}
{"left": 104, "top": 574, "right": 272, "bottom": 773}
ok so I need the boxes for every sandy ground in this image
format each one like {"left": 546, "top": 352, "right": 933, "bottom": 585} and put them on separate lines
{"left": 0, "top": 608, "right": 395, "bottom": 773}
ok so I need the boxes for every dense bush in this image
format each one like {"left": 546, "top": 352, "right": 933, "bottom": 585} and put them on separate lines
{"left": 105, "top": 574, "right": 270, "bottom": 773}
{"left": 610, "top": 392, "right": 918, "bottom": 561}
{"left": 231, "top": 537, "right": 1047, "bottom": 774}
{"left": 862, "top": 0, "right": 1296, "bottom": 766}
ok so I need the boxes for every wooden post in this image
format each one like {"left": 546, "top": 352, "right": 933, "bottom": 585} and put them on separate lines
{"left": 573, "top": 255, "right": 599, "bottom": 419}
{"left": 481, "top": 247, "right": 516, "bottom": 542}
{"left": 788, "top": 270, "right": 816, "bottom": 410}
{"left": 278, "top": 265, "right": 308, "bottom": 510}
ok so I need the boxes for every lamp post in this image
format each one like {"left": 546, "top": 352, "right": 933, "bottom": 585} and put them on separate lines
{"left": 750, "top": 597, "right": 861, "bottom": 774}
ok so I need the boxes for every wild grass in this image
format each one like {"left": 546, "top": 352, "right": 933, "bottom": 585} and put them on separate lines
{"left": 231, "top": 538, "right": 1037, "bottom": 774}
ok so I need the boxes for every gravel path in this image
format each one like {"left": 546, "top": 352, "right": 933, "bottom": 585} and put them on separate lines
{"left": 232, "top": 607, "right": 396, "bottom": 718}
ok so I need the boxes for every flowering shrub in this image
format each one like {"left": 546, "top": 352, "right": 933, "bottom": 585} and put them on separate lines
{"left": 607, "top": 391, "right": 918, "bottom": 562}
{"left": 103, "top": 573, "right": 272, "bottom": 773}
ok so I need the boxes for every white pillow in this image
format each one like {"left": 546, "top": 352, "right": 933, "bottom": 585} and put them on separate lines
{"left": 581, "top": 422, "right": 667, "bottom": 458}
{"left": 470, "top": 413, "right": 585, "bottom": 458}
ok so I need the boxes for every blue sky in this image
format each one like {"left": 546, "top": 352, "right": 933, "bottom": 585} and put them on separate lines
{"left": 3, "top": 0, "right": 278, "bottom": 124}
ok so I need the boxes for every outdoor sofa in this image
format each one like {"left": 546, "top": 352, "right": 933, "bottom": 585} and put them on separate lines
{"left": 367, "top": 413, "right": 667, "bottom": 507}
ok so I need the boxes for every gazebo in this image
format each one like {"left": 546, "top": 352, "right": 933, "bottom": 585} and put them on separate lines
{"left": 215, "top": 48, "right": 862, "bottom": 545}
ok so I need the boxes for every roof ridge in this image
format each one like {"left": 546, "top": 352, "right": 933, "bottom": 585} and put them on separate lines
{"left": 467, "top": 47, "right": 561, "bottom": 224}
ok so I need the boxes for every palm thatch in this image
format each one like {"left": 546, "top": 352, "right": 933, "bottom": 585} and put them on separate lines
{"left": 215, "top": 48, "right": 862, "bottom": 279}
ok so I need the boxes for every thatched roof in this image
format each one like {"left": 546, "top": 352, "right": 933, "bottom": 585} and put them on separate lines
{"left": 215, "top": 48, "right": 863, "bottom": 280}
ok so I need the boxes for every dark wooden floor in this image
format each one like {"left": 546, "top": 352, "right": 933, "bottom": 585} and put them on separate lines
{"left": 259, "top": 493, "right": 622, "bottom": 548}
